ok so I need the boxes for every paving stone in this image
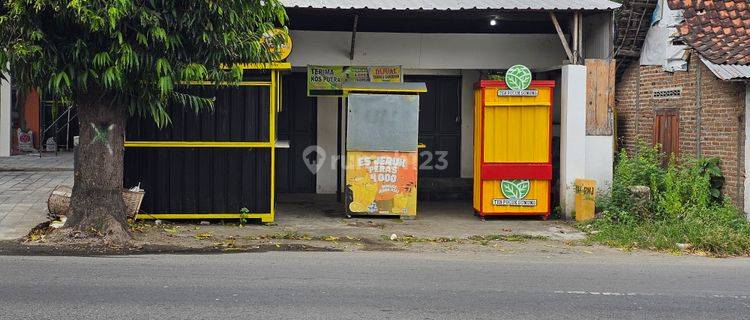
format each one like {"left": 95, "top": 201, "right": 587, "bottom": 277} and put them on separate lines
{"left": 0, "top": 154, "right": 74, "bottom": 240}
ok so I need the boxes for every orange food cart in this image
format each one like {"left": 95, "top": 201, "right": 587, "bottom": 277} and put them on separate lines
{"left": 473, "top": 79, "right": 555, "bottom": 219}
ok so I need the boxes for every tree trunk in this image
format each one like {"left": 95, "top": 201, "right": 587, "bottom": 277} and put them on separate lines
{"left": 64, "top": 94, "right": 130, "bottom": 243}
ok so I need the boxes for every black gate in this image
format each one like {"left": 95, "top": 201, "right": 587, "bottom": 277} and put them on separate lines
{"left": 404, "top": 75, "right": 462, "bottom": 178}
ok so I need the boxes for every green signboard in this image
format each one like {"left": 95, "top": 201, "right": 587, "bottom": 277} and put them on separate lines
{"left": 307, "top": 65, "right": 402, "bottom": 97}
{"left": 505, "top": 65, "right": 532, "bottom": 91}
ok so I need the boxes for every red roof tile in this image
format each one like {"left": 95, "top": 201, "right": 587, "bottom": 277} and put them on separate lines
{"left": 668, "top": 0, "right": 750, "bottom": 65}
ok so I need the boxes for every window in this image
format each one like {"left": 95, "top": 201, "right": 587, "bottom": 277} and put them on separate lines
{"left": 653, "top": 108, "right": 679, "bottom": 165}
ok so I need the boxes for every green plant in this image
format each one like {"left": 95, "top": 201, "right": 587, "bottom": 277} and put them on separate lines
{"left": 239, "top": 207, "right": 250, "bottom": 226}
{"left": 586, "top": 141, "right": 750, "bottom": 256}
{"left": 697, "top": 157, "right": 725, "bottom": 203}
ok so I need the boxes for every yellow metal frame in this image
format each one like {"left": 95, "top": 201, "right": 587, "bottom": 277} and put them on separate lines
{"left": 124, "top": 141, "right": 273, "bottom": 148}
{"left": 128, "top": 68, "right": 287, "bottom": 223}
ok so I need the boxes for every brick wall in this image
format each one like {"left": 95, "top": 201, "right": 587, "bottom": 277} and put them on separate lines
{"left": 615, "top": 53, "right": 747, "bottom": 207}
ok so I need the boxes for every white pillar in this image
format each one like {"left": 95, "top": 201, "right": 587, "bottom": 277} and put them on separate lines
{"left": 559, "top": 65, "right": 587, "bottom": 218}
{"left": 744, "top": 84, "right": 750, "bottom": 219}
{"left": 0, "top": 73, "right": 11, "bottom": 157}
{"left": 316, "top": 96, "right": 338, "bottom": 194}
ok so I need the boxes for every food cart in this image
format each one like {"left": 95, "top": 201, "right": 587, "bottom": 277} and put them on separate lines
{"left": 342, "top": 81, "right": 427, "bottom": 219}
{"left": 473, "top": 66, "right": 554, "bottom": 219}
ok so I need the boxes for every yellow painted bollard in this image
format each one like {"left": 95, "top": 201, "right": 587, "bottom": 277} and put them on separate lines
{"left": 574, "top": 179, "right": 596, "bottom": 222}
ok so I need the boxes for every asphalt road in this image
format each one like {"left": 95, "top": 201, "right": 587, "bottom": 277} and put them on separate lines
{"left": 1, "top": 251, "right": 749, "bottom": 319}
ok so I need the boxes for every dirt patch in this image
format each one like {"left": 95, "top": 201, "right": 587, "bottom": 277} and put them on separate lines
{"left": 345, "top": 220, "right": 387, "bottom": 229}
{"left": 0, "top": 239, "right": 339, "bottom": 256}
{"left": 2, "top": 217, "right": 610, "bottom": 257}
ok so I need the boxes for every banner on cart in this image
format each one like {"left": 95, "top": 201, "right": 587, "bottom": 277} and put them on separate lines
{"left": 345, "top": 151, "right": 417, "bottom": 216}
{"left": 307, "top": 65, "right": 402, "bottom": 96}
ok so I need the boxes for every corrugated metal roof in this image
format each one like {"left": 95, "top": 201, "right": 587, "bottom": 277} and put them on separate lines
{"left": 701, "top": 58, "right": 750, "bottom": 81}
{"left": 281, "top": 0, "right": 621, "bottom": 11}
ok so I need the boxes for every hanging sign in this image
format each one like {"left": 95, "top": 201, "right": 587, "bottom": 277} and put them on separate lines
{"left": 368, "top": 66, "right": 402, "bottom": 82}
{"left": 262, "top": 28, "right": 293, "bottom": 61}
{"left": 307, "top": 65, "right": 402, "bottom": 96}
{"left": 498, "top": 64, "right": 537, "bottom": 96}
{"left": 493, "top": 179, "right": 537, "bottom": 207}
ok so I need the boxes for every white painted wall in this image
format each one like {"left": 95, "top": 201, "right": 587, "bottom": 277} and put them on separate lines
{"left": 585, "top": 135, "right": 614, "bottom": 190}
{"left": 316, "top": 96, "right": 339, "bottom": 194}
{"left": 289, "top": 31, "right": 566, "bottom": 70}
{"left": 560, "top": 65, "right": 588, "bottom": 218}
{"left": 0, "top": 74, "right": 10, "bottom": 157}
{"left": 744, "top": 84, "right": 750, "bottom": 219}
{"left": 459, "top": 70, "right": 480, "bottom": 178}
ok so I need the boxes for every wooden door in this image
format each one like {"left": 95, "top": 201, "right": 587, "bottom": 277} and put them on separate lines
{"left": 653, "top": 109, "right": 679, "bottom": 164}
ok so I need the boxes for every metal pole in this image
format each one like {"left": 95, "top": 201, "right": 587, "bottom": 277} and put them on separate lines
{"left": 65, "top": 105, "right": 71, "bottom": 150}
{"left": 336, "top": 97, "right": 342, "bottom": 202}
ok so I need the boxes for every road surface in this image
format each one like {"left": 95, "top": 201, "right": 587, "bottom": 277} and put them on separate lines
{"left": 1, "top": 251, "right": 749, "bottom": 319}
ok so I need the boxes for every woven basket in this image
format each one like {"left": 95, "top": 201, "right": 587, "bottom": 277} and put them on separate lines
{"left": 47, "top": 185, "right": 144, "bottom": 219}
{"left": 122, "top": 189, "right": 145, "bottom": 218}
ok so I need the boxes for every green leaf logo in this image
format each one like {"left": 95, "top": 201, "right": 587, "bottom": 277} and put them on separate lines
{"left": 500, "top": 180, "right": 531, "bottom": 200}
{"left": 505, "top": 65, "right": 532, "bottom": 91}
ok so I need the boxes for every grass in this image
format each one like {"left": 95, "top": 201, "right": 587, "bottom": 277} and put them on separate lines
{"left": 583, "top": 143, "right": 750, "bottom": 257}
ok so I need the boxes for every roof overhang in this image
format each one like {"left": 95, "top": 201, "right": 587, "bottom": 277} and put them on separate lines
{"left": 281, "top": 0, "right": 621, "bottom": 11}
{"left": 701, "top": 57, "right": 750, "bottom": 82}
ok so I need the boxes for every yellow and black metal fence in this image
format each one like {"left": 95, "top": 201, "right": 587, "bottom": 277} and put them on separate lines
{"left": 124, "top": 63, "right": 289, "bottom": 222}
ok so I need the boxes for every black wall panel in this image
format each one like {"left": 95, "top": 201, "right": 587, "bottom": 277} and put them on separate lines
{"left": 126, "top": 86, "right": 270, "bottom": 142}
{"left": 124, "top": 85, "right": 273, "bottom": 215}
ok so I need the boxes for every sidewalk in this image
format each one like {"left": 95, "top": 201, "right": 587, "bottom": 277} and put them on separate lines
{"left": 0, "top": 153, "right": 74, "bottom": 240}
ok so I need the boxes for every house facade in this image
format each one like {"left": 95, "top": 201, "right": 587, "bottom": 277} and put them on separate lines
{"left": 1, "top": 0, "right": 622, "bottom": 220}
{"left": 615, "top": 0, "right": 750, "bottom": 213}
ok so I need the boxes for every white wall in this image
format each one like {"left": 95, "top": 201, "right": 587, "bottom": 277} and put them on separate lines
{"left": 289, "top": 31, "right": 566, "bottom": 70}
{"left": 560, "top": 65, "right": 588, "bottom": 217}
{"left": 585, "top": 135, "right": 614, "bottom": 190}
{"left": 316, "top": 97, "right": 339, "bottom": 194}
{"left": 559, "top": 64, "right": 615, "bottom": 218}
{"left": 459, "top": 70, "right": 480, "bottom": 178}
{"left": 0, "top": 74, "right": 10, "bottom": 157}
